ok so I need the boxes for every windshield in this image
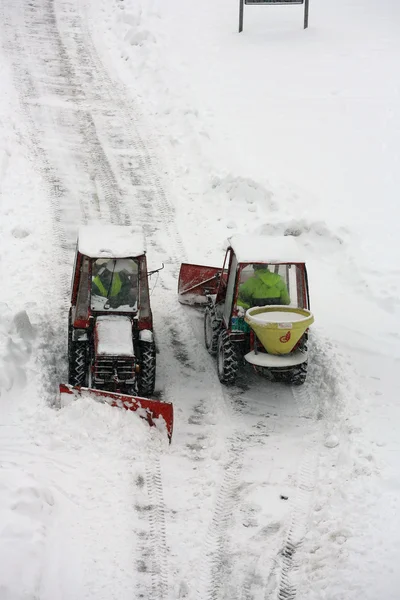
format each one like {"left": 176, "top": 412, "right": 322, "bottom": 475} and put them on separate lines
{"left": 91, "top": 258, "right": 139, "bottom": 312}
{"left": 237, "top": 263, "right": 307, "bottom": 310}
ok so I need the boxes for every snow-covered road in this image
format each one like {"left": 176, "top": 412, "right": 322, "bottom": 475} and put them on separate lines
{"left": 1, "top": 0, "right": 399, "bottom": 599}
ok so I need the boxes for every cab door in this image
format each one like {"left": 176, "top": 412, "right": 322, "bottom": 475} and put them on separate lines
{"left": 222, "top": 251, "right": 238, "bottom": 327}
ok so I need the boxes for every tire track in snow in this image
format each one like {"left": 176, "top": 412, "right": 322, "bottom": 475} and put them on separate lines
{"left": 71, "top": 8, "right": 306, "bottom": 600}
{"left": 269, "top": 385, "right": 320, "bottom": 600}
{"left": 145, "top": 457, "right": 169, "bottom": 600}
{"left": 71, "top": 5, "right": 249, "bottom": 597}
{"left": 0, "top": 0, "right": 78, "bottom": 398}
{"left": 198, "top": 431, "right": 247, "bottom": 600}
{"left": 53, "top": 5, "right": 324, "bottom": 600}
{"left": 1, "top": 0, "right": 136, "bottom": 398}
{"left": 1, "top": 1, "right": 168, "bottom": 597}
{"left": 55, "top": 2, "right": 176, "bottom": 595}
{"left": 43, "top": 0, "right": 128, "bottom": 227}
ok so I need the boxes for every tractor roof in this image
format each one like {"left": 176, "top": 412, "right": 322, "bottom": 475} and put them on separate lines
{"left": 228, "top": 234, "right": 305, "bottom": 264}
{"left": 78, "top": 225, "right": 146, "bottom": 258}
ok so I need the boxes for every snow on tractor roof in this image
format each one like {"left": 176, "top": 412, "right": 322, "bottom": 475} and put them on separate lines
{"left": 228, "top": 234, "right": 305, "bottom": 264}
{"left": 78, "top": 225, "right": 146, "bottom": 258}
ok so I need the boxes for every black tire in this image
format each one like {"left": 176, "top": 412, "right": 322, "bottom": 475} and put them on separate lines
{"left": 289, "top": 332, "right": 308, "bottom": 385}
{"left": 138, "top": 341, "right": 156, "bottom": 397}
{"left": 289, "top": 362, "right": 308, "bottom": 385}
{"left": 273, "top": 332, "right": 308, "bottom": 385}
{"left": 204, "top": 305, "right": 221, "bottom": 356}
{"left": 68, "top": 341, "right": 88, "bottom": 387}
{"left": 217, "top": 330, "right": 239, "bottom": 385}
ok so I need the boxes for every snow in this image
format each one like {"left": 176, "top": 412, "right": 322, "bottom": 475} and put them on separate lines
{"left": 247, "top": 309, "right": 310, "bottom": 323}
{"left": 95, "top": 316, "right": 134, "bottom": 356}
{"left": 139, "top": 329, "right": 153, "bottom": 343}
{"left": 78, "top": 225, "right": 145, "bottom": 258}
{"left": 1, "top": 0, "right": 400, "bottom": 599}
{"left": 229, "top": 233, "right": 305, "bottom": 264}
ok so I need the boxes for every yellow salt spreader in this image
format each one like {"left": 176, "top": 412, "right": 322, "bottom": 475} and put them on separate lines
{"left": 244, "top": 306, "right": 314, "bottom": 384}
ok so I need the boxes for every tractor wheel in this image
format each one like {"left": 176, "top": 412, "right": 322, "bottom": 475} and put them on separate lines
{"left": 68, "top": 341, "right": 88, "bottom": 387}
{"left": 289, "top": 362, "right": 308, "bottom": 385}
{"left": 138, "top": 341, "right": 156, "bottom": 397}
{"left": 288, "top": 332, "right": 308, "bottom": 385}
{"left": 274, "top": 362, "right": 307, "bottom": 386}
{"left": 274, "top": 333, "right": 308, "bottom": 386}
{"left": 217, "top": 330, "right": 239, "bottom": 385}
{"left": 204, "top": 305, "right": 221, "bottom": 356}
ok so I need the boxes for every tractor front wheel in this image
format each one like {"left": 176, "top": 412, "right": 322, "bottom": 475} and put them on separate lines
{"left": 217, "top": 330, "right": 239, "bottom": 385}
{"left": 288, "top": 362, "right": 308, "bottom": 385}
{"left": 204, "top": 305, "right": 221, "bottom": 356}
{"left": 68, "top": 341, "right": 88, "bottom": 387}
{"left": 273, "top": 362, "right": 308, "bottom": 386}
{"left": 138, "top": 341, "right": 156, "bottom": 397}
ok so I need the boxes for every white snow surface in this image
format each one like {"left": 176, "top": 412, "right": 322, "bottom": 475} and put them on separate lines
{"left": 1, "top": 0, "right": 400, "bottom": 599}
{"left": 95, "top": 316, "right": 134, "bottom": 356}
{"left": 229, "top": 233, "right": 305, "bottom": 263}
{"left": 248, "top": 310, "right": 309, "bottom": 324}
{"left": 78, "top": 225, "right": 145, "bottom": 258}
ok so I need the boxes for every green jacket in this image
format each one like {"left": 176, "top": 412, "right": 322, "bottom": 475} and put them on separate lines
{"left": 237, "top": 269, "right": 290, "bottom": 309}
{"left": 92, "top": 272, "right": 122, "bottom": 298}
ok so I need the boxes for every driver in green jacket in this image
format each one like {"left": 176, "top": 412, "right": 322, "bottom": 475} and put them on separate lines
{"left": 237, "top": 264, "right": 290, "bottom": 310}
{"left": 92, "top": 259, "right": 137, "bottom": 309}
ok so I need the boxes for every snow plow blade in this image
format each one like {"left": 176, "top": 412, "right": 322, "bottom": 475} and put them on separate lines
{"left": 178, "top": 263, "right": 221, "bottom": 305}
{"left": 59, "top": 384, "right": 173, "bottom": 441}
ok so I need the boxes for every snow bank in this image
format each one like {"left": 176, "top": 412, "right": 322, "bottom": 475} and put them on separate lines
{"left": 0, "top": 307, "right": 35, "bottom": 393}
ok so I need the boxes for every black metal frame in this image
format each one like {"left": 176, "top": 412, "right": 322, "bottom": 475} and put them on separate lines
{"left": 239, "top": 0, "right": 309, "bottom": 32}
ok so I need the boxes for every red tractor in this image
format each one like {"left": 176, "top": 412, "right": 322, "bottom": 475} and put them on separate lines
{"left": 59, "top": 225, "right": 173, "bottom": 440}
{"left": 178, "top": 234, "right": 313, "bottom": 386}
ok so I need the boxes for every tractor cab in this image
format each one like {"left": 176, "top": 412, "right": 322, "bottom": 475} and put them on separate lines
{"left": 71, "top": 225, "right": 152, "bottom": 331}
{"left": 178, "top": 234, "right": 313, "bottom": 386}
{"left": 212, "top": 236, "right": 309, "bottom": 330}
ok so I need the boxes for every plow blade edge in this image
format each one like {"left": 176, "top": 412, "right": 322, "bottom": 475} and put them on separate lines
{"left": 59, "top": 384, "right": 173, "bottom": 441}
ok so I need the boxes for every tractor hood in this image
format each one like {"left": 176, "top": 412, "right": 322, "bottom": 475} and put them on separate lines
{"left": 95, "top": 315, "right": 134, "bottom": 357}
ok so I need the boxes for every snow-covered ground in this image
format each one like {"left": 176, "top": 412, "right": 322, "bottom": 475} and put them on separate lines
{"left": 1, "top": 0, "right": 399, "bottom": 598}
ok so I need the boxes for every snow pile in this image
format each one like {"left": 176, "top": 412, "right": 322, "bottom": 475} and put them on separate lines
{"left": 0, "top": 306, "right": 35, "bottom": 393}
{"left": 0, "top": 469, "right": 54, "bottom": 600}
{"left": 0, "top": 390, "right": 166, "bottom": 600}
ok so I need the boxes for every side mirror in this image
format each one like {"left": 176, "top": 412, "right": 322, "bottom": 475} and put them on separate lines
{"left": 147, "top": 263, "right": 164, "bottom": 277}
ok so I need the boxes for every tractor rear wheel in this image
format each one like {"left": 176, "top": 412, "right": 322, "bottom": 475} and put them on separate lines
{"left": 204, "top": 305, "right": 221, "bottom": 356}
{"left": 138, "top": 341, "right": 156, "bottom": 397}
{"left": 217, "top": 330, "right": 239, "bottom": 385}
{"left": 68, "top": 341, "right": 88, "bottom": 387}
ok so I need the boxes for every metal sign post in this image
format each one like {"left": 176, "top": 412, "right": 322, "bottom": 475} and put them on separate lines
{"left": 239, "top": 0, "right": 245, "bottom": 33}
{"left": 304, "top": 0, "right": 309, "bottom": 29}
{"left": 238, "top": 0, "right": 309, "bottom": 33}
